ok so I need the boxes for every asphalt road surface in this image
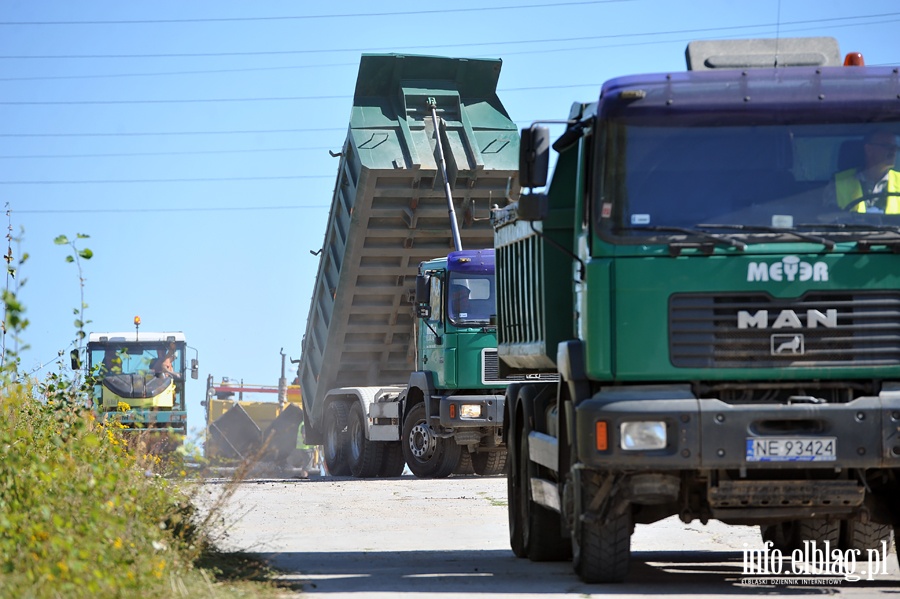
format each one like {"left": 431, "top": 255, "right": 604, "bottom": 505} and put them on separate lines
{"left": 199, "top": 474, "right": 900, "bottom": 597}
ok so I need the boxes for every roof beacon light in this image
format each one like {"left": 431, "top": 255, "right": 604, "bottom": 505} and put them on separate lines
{"left": 134, "top": 315, "right": 141, "bottom": 341}
{"left": 843, "top": 52, "right": 865, "bottom": 67}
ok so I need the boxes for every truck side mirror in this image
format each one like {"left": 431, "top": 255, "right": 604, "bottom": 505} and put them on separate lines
{"left": 520, "top": 125, "right": 550, "bottom": 188}
{"left": 70, "top": 349, "right": 81, "bottom": 371}
{"left": 517, "top": 193, "right": 549, "bottom": 221}
{"left": 191, "top": 359, "right": 199, "bottom": 380}
{"left": 415, "top": 275, "right": 431, "bottom": 318}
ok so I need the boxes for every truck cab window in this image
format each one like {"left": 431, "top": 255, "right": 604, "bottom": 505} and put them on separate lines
{"left": 447, "top": 274, "right": 494, "bottom": 326}
{"left": 429, "top": 276, "right": 442, "bottom": 323}
{"left": 602, "top": 121, "right": 900, "bottom": 239}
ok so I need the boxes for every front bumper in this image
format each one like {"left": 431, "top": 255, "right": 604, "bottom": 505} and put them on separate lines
{"left": 103, "top": 409, "right": 188, "bottom": 429}
{"left": 438, "top": 394, "right": 505, "bottom": 428}
{"left": 576, "top": 386, "right": 900, "bottom": 470}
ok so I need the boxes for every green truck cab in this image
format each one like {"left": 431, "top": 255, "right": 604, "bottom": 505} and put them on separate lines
{"left": 497, "top": 38, "right": 900, "bottom": 582}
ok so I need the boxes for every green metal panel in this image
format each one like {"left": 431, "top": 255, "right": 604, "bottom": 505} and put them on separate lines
{"left": 299, "top": 54, "right": 519, "bottom": 438}
{"left": 495, "top": 133, "right": 578, "bottom": 372}
{"left": 455, "top": 331, "right": 503, "bottom": 389}
{"left": 591, "top": 246, "right": 900, "bottom": 381}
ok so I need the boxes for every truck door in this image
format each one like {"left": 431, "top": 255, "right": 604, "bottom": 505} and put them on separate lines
{"left": 419, "top": 274, "right": 445, "bottom": 385}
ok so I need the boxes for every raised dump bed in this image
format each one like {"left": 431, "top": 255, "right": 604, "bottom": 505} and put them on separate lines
{"left": 299, "top": 53, "right": 520, "bottom": 443}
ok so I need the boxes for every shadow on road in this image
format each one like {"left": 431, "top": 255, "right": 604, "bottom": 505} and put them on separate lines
{"left": 258, "top": 548, "right": 898, "bottom": 596}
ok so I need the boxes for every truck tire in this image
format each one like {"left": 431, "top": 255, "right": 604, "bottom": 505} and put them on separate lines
{"left": 842, "top": 518, "right": 892, "bottom": 552}
{"left": 402, "top": 402, "right": 460, "bottom": 479}
{"left": 454, "top": 450, "right": 475, "bottom": 475}
{"left": 507, "top": 424, "right": 571, "bottom": 562}
{"left": 572, "top": 472, "right": 631, "bottom": 583}
{"left": 508, "top": 387, "right": 570, "bottom": 561}
{"left": 323, "top": 402, "right": 351, "bottom": 476}
{"left": 797, "top": 518, "right": 840, "bottom": 546}
{"left": 348, "top": 402, "right": 384, "bottom": 478}
{"left": 472, "top": 448, "right": 507, "bottom": 476}
{"left": 377, "top": 441, "right": 406, "bottom": 477}
{"left": 760, "top": 521, "right": 799, "bottom": 552}
{"left": 759, "top": 519, "right": 840, "bottom": 559}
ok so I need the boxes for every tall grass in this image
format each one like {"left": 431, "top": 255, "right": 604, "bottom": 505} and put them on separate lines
{"left": 0, "top": 384, "right": 204, "bottom": 597}
{"left": 0, "top": 228, "right": 286, "bottom": 598}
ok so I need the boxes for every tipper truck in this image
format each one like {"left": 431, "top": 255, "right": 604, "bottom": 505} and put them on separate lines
{"left": 299, "top": 54, "right": 552, "bottom": 478}
{"left": 497, "top": 37, "right": 900, "bottom": 582}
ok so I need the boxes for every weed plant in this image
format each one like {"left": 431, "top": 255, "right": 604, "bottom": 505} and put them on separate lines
{"left": 0, "top": 225, "right": 285, "bottom": 598}
{"left": 0, "top": 382, "right": 205, "bottom": 598}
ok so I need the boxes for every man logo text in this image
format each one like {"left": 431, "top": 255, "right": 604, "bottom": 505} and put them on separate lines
{"left": 747, "top": 256, "right": 828, "bottom": 282}
{"left": 737, "top": 309, "right": 837, "bottom": 330}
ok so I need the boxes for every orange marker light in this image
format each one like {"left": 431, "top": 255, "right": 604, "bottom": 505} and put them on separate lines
{"left": 449, "top": 404, "right": 456, "bottom": 419}
{"left": 843, "top": 52, "right": 865, "bottom": 67}
{"left": 596, "top": 421, "right": 608, "bottom": 451}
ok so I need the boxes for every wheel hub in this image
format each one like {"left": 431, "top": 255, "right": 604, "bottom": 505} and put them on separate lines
{"left": 408, "top": 421, "right": 437, "bottom": 460}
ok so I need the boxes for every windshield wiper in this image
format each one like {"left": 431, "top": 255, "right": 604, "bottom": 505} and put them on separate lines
{"left": 697, "top": 223, "right": 835, "bottom": 250}
{"left": 794, "top": 222, "right": 900, "bottom": 233}
{"left": 620, "top": 225, "right": 746, "bottom": 253}
{"left": 792, "top": 223, "right": 900, "bottom": 251}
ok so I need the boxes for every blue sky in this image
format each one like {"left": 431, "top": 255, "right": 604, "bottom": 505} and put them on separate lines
{"left": 2, "top": 0, "right": 898, "bottom": 442}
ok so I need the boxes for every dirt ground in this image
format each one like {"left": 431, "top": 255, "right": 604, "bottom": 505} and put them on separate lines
{"left": 196, "top": 474, "right": 900, "bottom": 598}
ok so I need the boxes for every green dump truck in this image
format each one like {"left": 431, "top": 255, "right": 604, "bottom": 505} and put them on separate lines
{"left": 497, "top": 37, "right": 900, "bottom": 582}
{"left": 298, "top": 54, "right": 551, "bottom": 478}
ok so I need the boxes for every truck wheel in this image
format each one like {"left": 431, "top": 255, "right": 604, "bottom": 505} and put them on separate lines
{"left": 796, "top": 518, "right": 840, "bottom": 546}
{"left": 323, "top": 402, "right": 351, "bottom": 476}
{"left": 842, "top": 518, "right": 892, "bottom": 552}
{"left": 472, "top": 449, "right": 507, "bottom": 476}
{"left": 507, "top": 431, "right": 571, "bottom": 562}
{"left": 508, "top": 390, "right": 570, "bottom": 561}
{"left": 760, "top": 521, "right": 799, "bottom": 552}
{"left": 454, "top": 450, "right": 475, "bottom": 475}
{"left": 572, "top": 472, "right": 631, "bottom": 583}
{"left": 377, "top": 441, "right": 406, "bottom": 477}
{"left": 402, "top": 402, "right": 460, "bottom": 479}
{"left": 895, "top": 525, "right": 900, "bottom": 572}
{"left": 348, "top": 402, "right": 384, "bottom": 478}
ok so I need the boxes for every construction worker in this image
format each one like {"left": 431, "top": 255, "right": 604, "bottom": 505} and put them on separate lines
{"left": 829, "top": 130, "right": 900, "bottom": 213}
{"left": 449, "top": 284, "right": 471, "bottom": 319}
{"left": 152, "top": 343, "right": 177, "bottom": 376}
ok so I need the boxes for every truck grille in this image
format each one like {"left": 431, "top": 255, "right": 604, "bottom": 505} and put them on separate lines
{"left": 670, "top": 292, "right": 900, "bottom": 368}
{"left": 482, "top": 349, "right": 559, "bottom": 384}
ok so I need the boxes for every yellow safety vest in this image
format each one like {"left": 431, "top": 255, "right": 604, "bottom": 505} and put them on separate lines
{"left": 835, "top": 169, "right": 900, "bottom": 214}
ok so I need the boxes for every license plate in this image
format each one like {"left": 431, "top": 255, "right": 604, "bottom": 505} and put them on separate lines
{"left": 746, "top": 437, "right": 836, "bottom": 462}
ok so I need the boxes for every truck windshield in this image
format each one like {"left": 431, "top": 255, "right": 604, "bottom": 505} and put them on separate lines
{"left": 89, "top": 343, "right": 184, "bottom": 377}
{"left": 447, "top": 273, "right": 495, "bottom": 327}
{"left": 601, "top": 121, "right": 900, "bottom": 240}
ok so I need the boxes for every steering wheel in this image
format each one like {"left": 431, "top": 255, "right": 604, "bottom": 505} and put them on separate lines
{"left": 842, "top": 191, "right": 900, "bottom": 212}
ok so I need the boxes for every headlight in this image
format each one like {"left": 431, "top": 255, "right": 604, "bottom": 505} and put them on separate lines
{"left": 459, "top": 404, "right": 483, "bottom": 419}
{"left": 620, "top": 421, "right": 666, "bottom": 450}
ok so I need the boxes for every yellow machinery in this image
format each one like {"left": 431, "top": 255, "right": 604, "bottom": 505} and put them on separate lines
{"left": 78, "top": 317, "right": 199, "bottom": 454}
{"left": 203, "top": 351, "right": 320, "bottom": 473}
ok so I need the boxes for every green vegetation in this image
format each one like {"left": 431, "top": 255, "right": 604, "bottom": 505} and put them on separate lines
{"left": 1, "top": 387, "right": 192, "bottom": 596}
{"left": 0, "top": 226, "right": 289, "bottom": 598}
{"left": 0, "top": 387, "right": 288, "bottom": 597}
